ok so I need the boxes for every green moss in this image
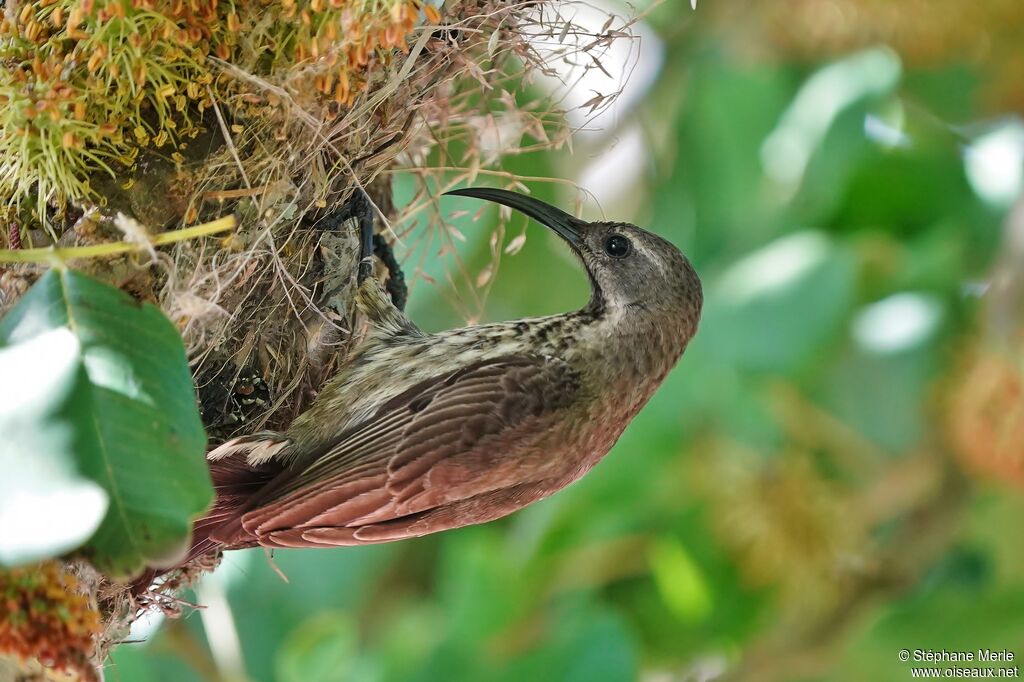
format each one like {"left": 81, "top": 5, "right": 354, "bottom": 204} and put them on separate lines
{"left": 0, "top": 0, "right": 436, "bottom": 217}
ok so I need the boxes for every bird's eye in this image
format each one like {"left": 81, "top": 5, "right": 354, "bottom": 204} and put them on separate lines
{"left": 604, "top": 234, "right": 631, "bottom": 258}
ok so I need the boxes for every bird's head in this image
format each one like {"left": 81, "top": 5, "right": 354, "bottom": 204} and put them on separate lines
{"left": 445, "top": 188, "right": 703, "bottom": 328}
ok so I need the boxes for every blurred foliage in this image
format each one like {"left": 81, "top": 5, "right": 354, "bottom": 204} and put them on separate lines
{"left": 110, "top": 1, "right": 1024, "bottom": 680}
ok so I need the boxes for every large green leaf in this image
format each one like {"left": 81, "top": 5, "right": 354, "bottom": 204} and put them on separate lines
{"left": 0, "top": 269, "right": 212, "bottom": 578}
{"left": 0, "top": 328, "right": 108, "bottom": 566}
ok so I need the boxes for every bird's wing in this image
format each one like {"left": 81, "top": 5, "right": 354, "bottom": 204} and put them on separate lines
{"left": 232, "top": 354, "right": 583, "bottom": 548}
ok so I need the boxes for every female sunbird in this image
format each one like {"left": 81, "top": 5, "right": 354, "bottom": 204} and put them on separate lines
{"left": 182, "top": 188, "right": 702, "bottom": 562}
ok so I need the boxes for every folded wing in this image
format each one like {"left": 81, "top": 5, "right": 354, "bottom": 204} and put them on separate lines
{"left": 218, "top": 354, "right": 582, "bottom": 548}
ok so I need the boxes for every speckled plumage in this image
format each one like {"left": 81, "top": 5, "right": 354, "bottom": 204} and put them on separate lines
{"left": 188, "top": 190, "right": 703, "bottom": 560}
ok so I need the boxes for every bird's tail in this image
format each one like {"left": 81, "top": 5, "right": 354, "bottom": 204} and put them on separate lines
{"left": 130, "top": 433, "right": 288, "bottom": 594}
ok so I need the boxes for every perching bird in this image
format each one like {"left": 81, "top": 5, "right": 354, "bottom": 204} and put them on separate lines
{"left": 184, "top": 188, "right": 702, "bottom": 561}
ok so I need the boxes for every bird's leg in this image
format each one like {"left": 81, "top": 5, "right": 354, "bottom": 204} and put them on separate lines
{"left": 372, "top": 234, "right": 408, "bottom": 311}
{"left": 347, "top": 187, "right": 407, "bottom": 310}
{"left": 306, "top": 188, "right": 376, "bottom": 319}
{"left": 343, "top": 187, "right": 420, "bottom": 336}
{"left": 350, "top": 188, "right": 376, "bottom": 283}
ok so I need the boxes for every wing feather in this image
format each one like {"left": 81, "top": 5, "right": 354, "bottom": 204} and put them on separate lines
{"left": 235, "top": 355, "right": 579, "bottom": 546}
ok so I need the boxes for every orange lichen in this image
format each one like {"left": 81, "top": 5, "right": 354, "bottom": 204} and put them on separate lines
{"left": 0, "top": 562, "right": 102, "bottom": 681}
{"left": 947, "top": 348, "right": 1024, "bottom": 486}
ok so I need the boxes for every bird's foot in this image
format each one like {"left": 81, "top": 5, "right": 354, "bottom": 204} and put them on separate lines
{"left": 328, "top": 186, "right": 407, "bottom": 310}
{"left": 343, "top": 188, "right": 375, "bottom": 284}
{"left": 372, "top": 233, "right": 408, "bottom": 311}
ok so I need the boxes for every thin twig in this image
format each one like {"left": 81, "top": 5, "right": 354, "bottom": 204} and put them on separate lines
{"left": 0, "top": 216, "right": 237, "bottom": 264}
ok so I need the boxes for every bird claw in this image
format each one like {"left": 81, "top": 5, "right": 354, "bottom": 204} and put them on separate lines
{"left": 348, "top": 189, "right": 375, "bottom": 284}
{"left": 357, "top": 253, "right": 374, "bottom": 283}
{"left": 331, "top": 186, "right": 407, "bottom": 309}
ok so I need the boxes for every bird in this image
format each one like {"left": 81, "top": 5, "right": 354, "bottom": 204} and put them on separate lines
{"left": 175, "top": 188, "right": 702, "bottom": 566}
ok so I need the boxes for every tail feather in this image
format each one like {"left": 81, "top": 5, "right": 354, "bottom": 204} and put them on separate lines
{"left": 131, "top": 434, "right": 288, "bottom": 594}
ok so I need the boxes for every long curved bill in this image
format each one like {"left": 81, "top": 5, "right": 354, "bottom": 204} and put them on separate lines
{"left": 444, "top": 187, "right": 585, "bottom": 248}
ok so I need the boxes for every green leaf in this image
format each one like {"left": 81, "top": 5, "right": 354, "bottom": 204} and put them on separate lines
{"left": 0, "top": 328, "right": 108, "bottom": 566}
{"left": 0, "top": 269, "right": 212, "bottom": 578}
{"left": 763, "top": 47, "right": 903, "bottom": 219}
{"left": 497, "top": 603, "right": 637, "bottom": 682}
{"left": 648, "top": 537, "right": 714, "bottom": 624}
{"left": 699, "top": 231, "right": 857, "bottom": 373}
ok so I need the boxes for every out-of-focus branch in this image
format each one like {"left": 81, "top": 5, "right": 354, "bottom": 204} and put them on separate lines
{"left": 719, "top": 457, "right": 970, "bottom": 682}
{"left": 985, "top": 193, "right": 1024, "bottom": 343}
